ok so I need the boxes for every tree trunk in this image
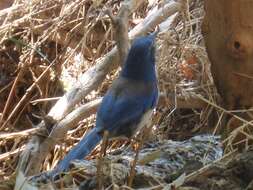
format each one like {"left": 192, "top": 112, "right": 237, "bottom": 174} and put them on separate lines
{"left": 202, "top": 0, "right": 253, "bottom": 147}
{"left": 0, "top": 0, "right": 13, "bottom": 10}
{"left": 202, "top": 0, "right": 253, "bottom": 109}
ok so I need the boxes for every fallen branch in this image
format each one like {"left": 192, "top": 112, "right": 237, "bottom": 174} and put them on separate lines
{"left": 17, "top": 0, "right": 185, "bottom": 177}
{"left": 49, "top": 0, "right": 183, "bottom": 121}
{"left": 17, "top": 98, "right": 101, "bottom": 175}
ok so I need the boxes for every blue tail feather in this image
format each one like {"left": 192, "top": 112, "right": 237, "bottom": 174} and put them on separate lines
{"left": 55, "top": 128, "right": 102, "bottom": 172}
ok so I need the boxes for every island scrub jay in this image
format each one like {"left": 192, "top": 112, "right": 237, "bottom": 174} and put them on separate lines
{"left": 54, "top": 33, "right": 158, "bottom": 173}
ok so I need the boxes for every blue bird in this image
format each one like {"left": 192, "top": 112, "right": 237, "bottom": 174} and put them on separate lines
{"left": 54, "top": 33, "right": 158, "bottom": 173}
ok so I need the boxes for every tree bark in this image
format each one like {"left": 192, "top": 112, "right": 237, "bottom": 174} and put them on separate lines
{"left": 0, "top": 0, "right": 13, "bottom": 10}
{"left": 202, "top": 0, "right": 253, "bottom": 109}
{"left": 202, "top": 0, "right": 253, "bottom": 147}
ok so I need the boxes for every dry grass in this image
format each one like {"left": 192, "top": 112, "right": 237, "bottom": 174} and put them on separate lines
{"left": 0, "top": 0, "right": 252, "bottom": 188}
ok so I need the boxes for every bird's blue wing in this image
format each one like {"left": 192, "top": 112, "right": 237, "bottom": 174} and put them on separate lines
{"left": 96, "top": 78, "right": 158, "bottom": 137}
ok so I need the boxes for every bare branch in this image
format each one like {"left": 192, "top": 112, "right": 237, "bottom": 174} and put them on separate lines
{"left": 17, "top": 0, "right": 186, "bottom": 177}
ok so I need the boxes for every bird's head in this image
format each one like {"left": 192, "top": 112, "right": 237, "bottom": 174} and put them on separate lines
{"left": 121, "top": 33, "right": 157, "bottom": 82}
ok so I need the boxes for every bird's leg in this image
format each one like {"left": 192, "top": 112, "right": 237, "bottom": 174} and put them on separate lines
{"left": 97, "top": 130, "right": 109, "bottom": 190}
{"left": 128, "top": 130, "right": 146, "bottom": 187}
{"left": 128, "top": 118, "right": 154, "bottom": 187}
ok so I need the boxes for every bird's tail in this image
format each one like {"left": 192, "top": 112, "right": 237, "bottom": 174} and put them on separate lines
{"left": 55, "top": 128, "right": 102, "bottom": 172}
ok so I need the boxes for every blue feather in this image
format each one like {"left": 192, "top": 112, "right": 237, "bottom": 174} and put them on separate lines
{"left": 50, "top": 33, "right": 158, "bottom": 174}
{"left": 96, "top": 77, "right": 157, "bottom": 137}
{"left": 55, "top": 128, "right": 102, "bottom": 171}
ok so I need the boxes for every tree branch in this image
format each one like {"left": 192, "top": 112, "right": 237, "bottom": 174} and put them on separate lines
{"left": 16, "top": 0, "right": 186, "bottom": 178}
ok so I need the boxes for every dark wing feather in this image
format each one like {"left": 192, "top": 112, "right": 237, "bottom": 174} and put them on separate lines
{"left": 96, "top": 78, "right": 158, "bottom": 137}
